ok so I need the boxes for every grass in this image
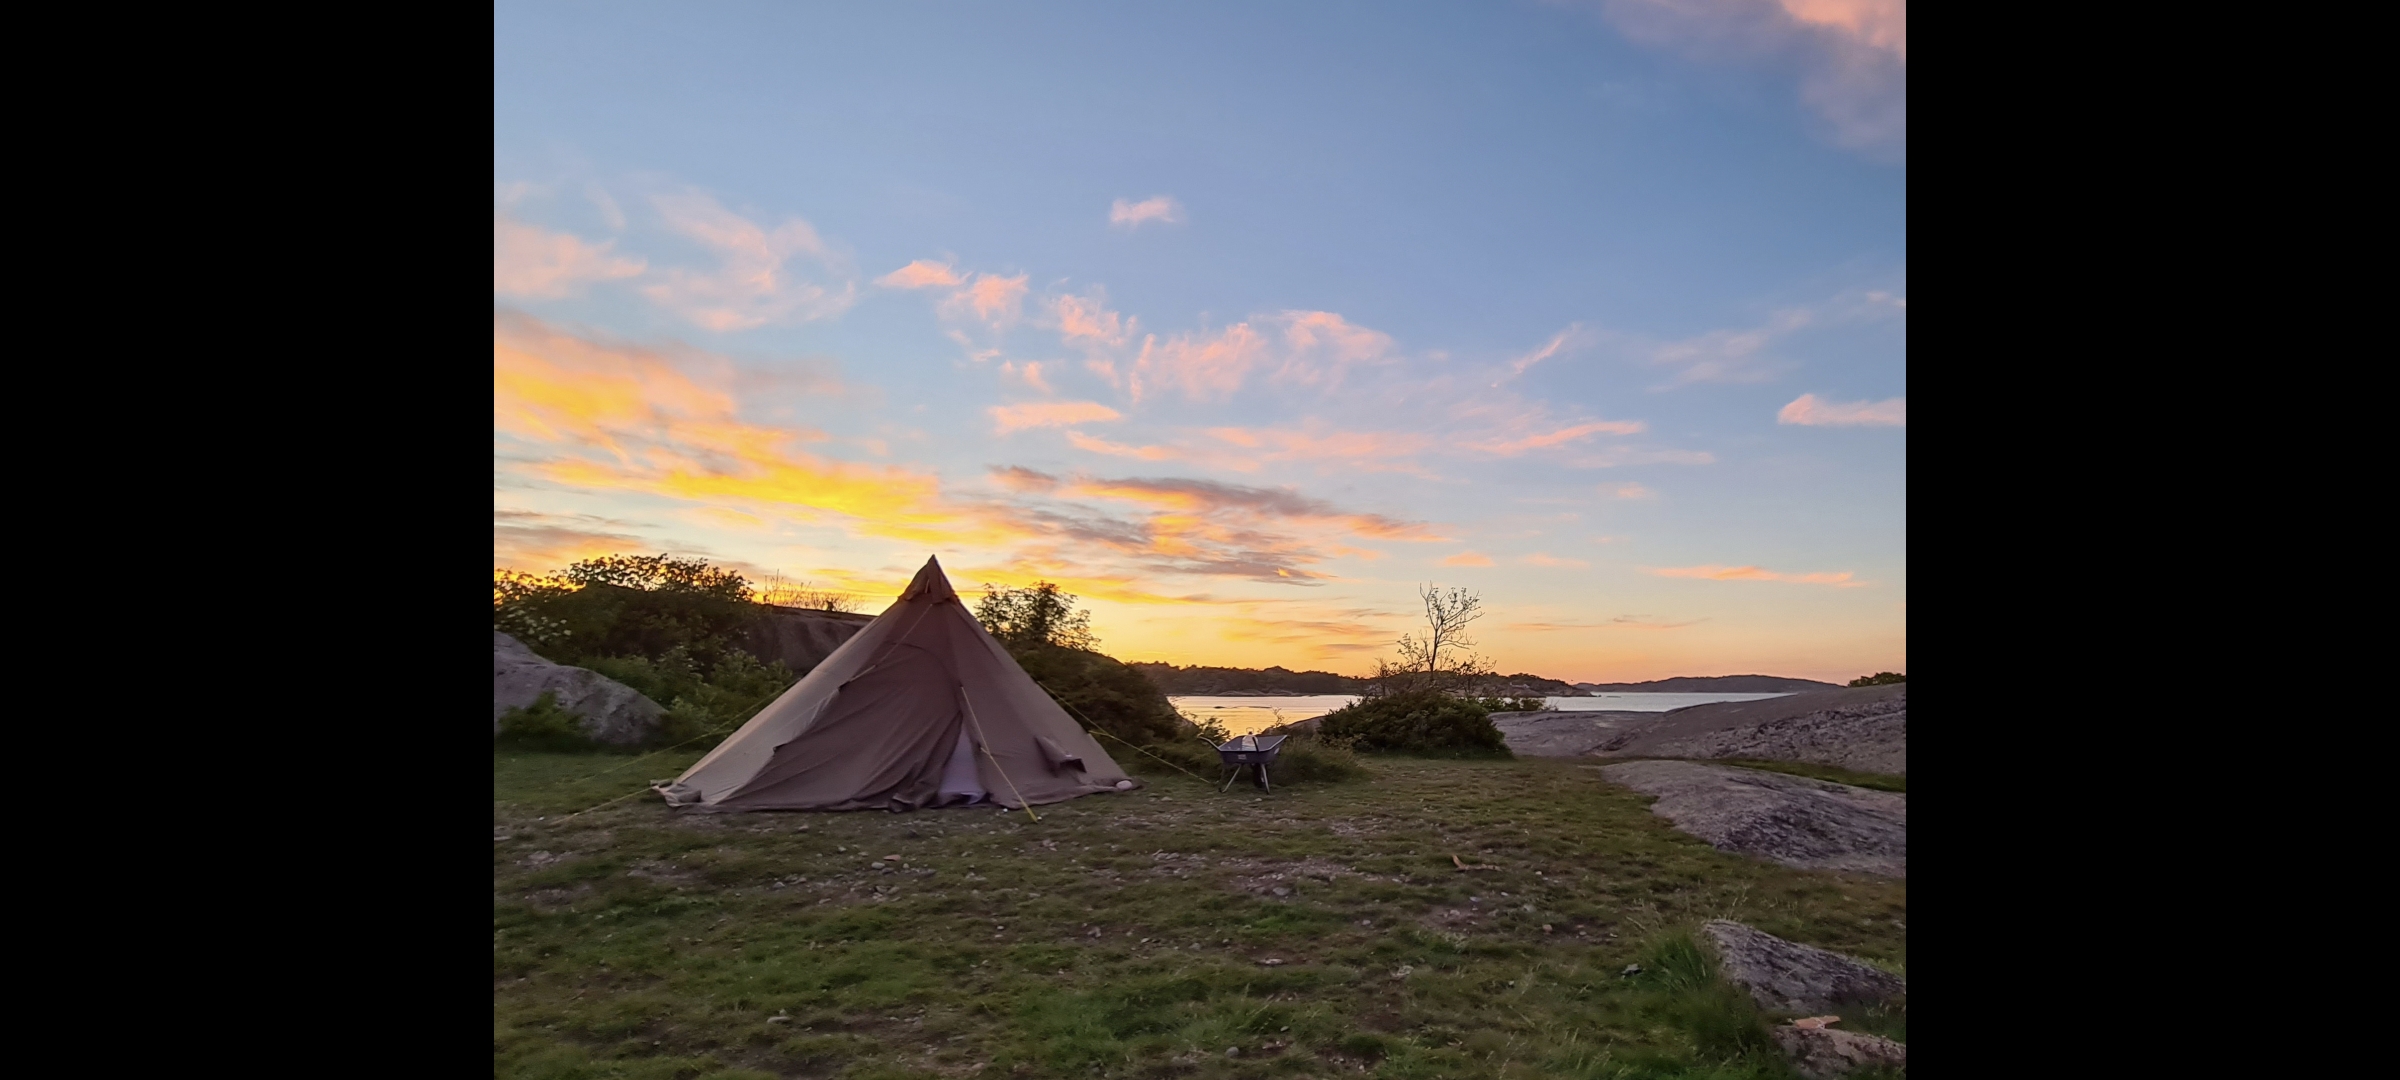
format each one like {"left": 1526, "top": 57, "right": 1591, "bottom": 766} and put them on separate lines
{"left": 496, "top": 751, "right": 1906, "bottom": 1079}
{"left": 1708, "top": 760, "right": 1906, "bottom": 794}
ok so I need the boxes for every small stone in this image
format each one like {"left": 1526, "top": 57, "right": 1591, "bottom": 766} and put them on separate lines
{"left": 1542, "top": 924, "right": 1553, "bottom": 933}
{"left": 1271, "top": 885, "right": 1292, "bottom": 897}
{"left": 1225, "top": 1047, "right": 1240, "bottom": 1057}
{"left": 767, "top": 1016, "right": 791, "bottom": 1024}
{"left": 1621, "top": 964, "right": 1642, "bottom": 976}
{"left": 884, "top": 854, "right": 902, "bottom": 861}
{"left": 1262, "top": 958, "right": 1283, "bottom": 966}
{"left": 1115, "top": 780, "right": 1134, "bottom": 790}
{"left": 1392, "top": 965, "right": 1413, "bottom": 979}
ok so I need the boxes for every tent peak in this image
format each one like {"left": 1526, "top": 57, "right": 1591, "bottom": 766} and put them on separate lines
{"left": 900, "top": 555, "right": 958, "bottom": 602}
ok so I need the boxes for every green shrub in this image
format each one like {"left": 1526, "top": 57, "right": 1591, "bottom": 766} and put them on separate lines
{"left": 1316, "top": 691, "right": 1510, "bottom": 757}
{"left": 1470, "top": 695, "right": 1548, "bottom": 713}
{"left": 1848, "top": 671, "right": 1906, "bottom": 687}
{"left": 495, "top": 691, "right": 599, "bottom": 752}
{"left": 1009, "top": 642, "right": 1185, "bottom": 747}
{"left": 587, "top": 647, "right": 796, "bottom": 747}
{"left": 1267, "top": 732, "right": 1366, "bottom": 782}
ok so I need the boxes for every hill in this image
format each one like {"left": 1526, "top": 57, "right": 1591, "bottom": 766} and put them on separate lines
{"left": 1573, "top": 674, "right": 1840, "bottom": 693}
{"left": 1128, "top": 663, "right": 1367, "bottom": 695}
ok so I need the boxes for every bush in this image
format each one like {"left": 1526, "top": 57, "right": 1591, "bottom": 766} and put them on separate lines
{"left": 495, "top": 691, "right": 600, "bottom": 752}
{"left": 1848, "top": 672, "right": 1906, "bottom": 687}
{"left": 1008, "top": 643, "right": 1185, "bottom": 748}
{"left": 1468, "top": 695, "right": 1547, "bottom": 713}
{"left": 1267, "top": 732, "right": 1366, "bottom": 782}
{"left": 1317, "top": 690, "right": 1510, "bottom": 757}
{"left": 585, "top": 647, "right": 797, "bottom": 746}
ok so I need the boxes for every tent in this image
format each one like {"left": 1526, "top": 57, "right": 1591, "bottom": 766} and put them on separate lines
{"left": 653, "top": 556, "right": 1139, "bottom": 812}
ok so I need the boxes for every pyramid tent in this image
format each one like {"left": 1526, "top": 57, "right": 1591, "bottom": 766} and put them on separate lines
{"left": 653, "top": 556, "right": 1138, "bottom": 812}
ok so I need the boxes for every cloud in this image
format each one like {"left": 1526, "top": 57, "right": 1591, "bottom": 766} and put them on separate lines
{"left": 1204, "top": 424, "right": 1439, "bottom": 476}
{"left": 942, "top": 272, "right": 1030, "bottom": 329}
{"left": 1778, "top": 393, "right": 1905, "bottom": 426}
{"left": 876, "top": 259, "right": 964, "bottom": 289}
{"left": 1505, "top": 324, "right": 1589, "bottom": 380}
{"left": 1648, "top": 563, "right": 1864, "bottom": 587}
{"left": 1504, "top": 614, "right": 1702, "bottom": 631}
{"left": 1442, "top": 551, "right": 1496, "bottom": 567}
{"left": 1611, "top": 482, "right": 1658, "bottom": 499}
{"left": 1060, "top": 475, "right": 1444, "bottom": 543}
{"left": 1000, "top": 360, "right": 1055, "bottom": 394}
{"left": 492, "top": 509, "right": 653, "bottom": 571}
{"left": 1461, "top": 418, "right": 1647, "bottom": 456}
{"left": 1522, "top": 552, "right": 1592, "bottom": 568}
{"left": 1564, "top": 447, "right": 1717, "bottom": 468}
{"left": 1056, "top": 291, "right": 1133, "bottom": 346}
{"left": 1586, "top": 0, "right": 1906, "bottom": 159}
{"left": 1110, "top": 195, "right": 1185, "bottom": 228}
{"left": 987, "top": 466, "right": 1062, "bottom": 493}
{"left": 1648, "top": 307, "right": 1812, "bottom": 385}
{"left": 990, "top": 400, "right": 1123, "bottom": 435}
{"left": 493, "top": 310, "right": 974, "bottom": 543}
{"left": 1128, "top": 311, "right": 1394, "bottom": 403}
{"left": 639, "top": 191, "right": 856, "bottom": 331}
{"left": 493, "top": 217, "right": 646, "bottom": 299}
{"left": 1064, "top": 431, "right": 1184, "bottom": 461}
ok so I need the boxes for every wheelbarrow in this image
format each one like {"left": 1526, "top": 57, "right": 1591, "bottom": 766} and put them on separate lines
{"left": 1208, "top": 734, "right": 1288, "bottom": 792}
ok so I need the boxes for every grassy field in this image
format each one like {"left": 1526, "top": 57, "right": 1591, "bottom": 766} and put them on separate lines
{"left": 495, "top": 750, "right": 1906, "bottom": 1080}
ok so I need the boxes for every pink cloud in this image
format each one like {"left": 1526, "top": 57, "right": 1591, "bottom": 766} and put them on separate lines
{"left": 876, "top": 259, "right": 963, "bottom": 289}
{"left": 1441, "top": 551, "right": 1495, "bottom": 567}
{"left": 493, "top": 217, "right": 645, "bottom": 299}
{"left": 1109, "top": 195, "right": 1184, "bottom": 228}
{"left": 1127, "top": 311, "right": 1395, "bottom": 403}
{"left": 1130, "top": 323, "right": 1270, "bottom": 403}
{"left": 1000, "top": 361, "right": 1055, "bottom": 394}
{"left": 1778, "top": 393, "right": 1905, "bottom": 426}
{"left": 1592, "top": 0, "right": 1905, "bottom": 158}
{"left": 1522, "top": 552, "right": 1592, "bottom": 569}
{"left": 1065, "top": 431, "right": 1183, "bottom": 461}
{"left": 1057, "top": 292, "right": 1132, "bottom": 346}
{"left": 1611, "top": 482, "right": 1657, "bottom": 499}
{"left": 946, "top": 272, "right": 1029, "bottom": 327}
{"left": 638, "top": 192, "right": 854, "bottom": 331}
{"left": 1648, "top": 564, "right": 1864, "bottom": 587}
{"left": 989, "top": 400, "right": 1123, "bottom": 435}
{"left": 1464, "top": 418, "right": 1647, "bottom": 456}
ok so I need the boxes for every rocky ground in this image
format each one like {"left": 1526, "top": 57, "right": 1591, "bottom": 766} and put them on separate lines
{"left": 1598, "top": 760, "right": 1906, "bottom": 878}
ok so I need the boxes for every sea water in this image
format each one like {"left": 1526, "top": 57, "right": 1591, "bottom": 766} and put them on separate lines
{"left": 1167, "top": 691, "right": 1796, "bottom": 736}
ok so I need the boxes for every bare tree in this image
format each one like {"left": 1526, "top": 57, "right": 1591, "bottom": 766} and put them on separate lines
{"left": 758, "top": 572, "right": 860, "bottom": 614}
{"left": 1371, "top": 584, "right": 1492, "bottom": 695}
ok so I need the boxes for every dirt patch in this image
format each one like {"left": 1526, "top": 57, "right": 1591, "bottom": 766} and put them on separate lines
{"left": 519, "top": 884, "right": 594, "bottom": 912}
{"left": 1216, "top": 856, "right": 1356, "bottom": 898}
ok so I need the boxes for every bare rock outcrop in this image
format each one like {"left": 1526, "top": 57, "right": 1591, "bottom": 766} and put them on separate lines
{"left": 1700, "top": 919, "right": 1906, "bottom": 1014}
{"left": 1600, "top": 761, "right": 1905, "bottom": 877}
{"left": 741, "top": 607, "right": 872, "bottom": 676}
{"left": 493, "top": 631, "right": 666, "bottom": 746}
{"left": 1490, "top": 710, "right": 1666, "bottom": 757}
{"left": 1772, "top": 1027, "right": 1907, "bottom": 1079}
{"left": 1596, "top": 684, "right": 1906, "bottom": 775}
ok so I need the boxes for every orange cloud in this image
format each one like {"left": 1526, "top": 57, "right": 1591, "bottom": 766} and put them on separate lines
{"left": 1521, "top": 552, "right": 1591, "bottom": 569}
{"left": 1203, "top": 424, "right": 1437, "bottom": 476}
{"left": 990, "top": 400, "right": 1122, "bottom": 434}
{"left": 1441, "top": 551, "right": 1495, "bottom": 567}
{"left": 876, "top": 259, "right": 963, "bottom": 289}
{"left": 638, "top": 191, "right": 855, "bottom": 330}
{"left": 1109, "top": 195, "right": 1184, "bottom": 228}
{"left": 494, "top": 217, "right": 645, "bottom": 299}
{"left": 494, "top": 311, "right": 998, "bottom": 548}
{"left": 1611, "top": 482, "right": 1657, "bottom": 500}
{"left": 1648, "top": 564, "right": 1864, "bottom": 587}
{"left": 1777, "top": 393, "right": 1905, "bottom": 426}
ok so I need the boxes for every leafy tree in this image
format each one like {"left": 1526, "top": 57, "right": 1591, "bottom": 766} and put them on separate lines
{"left": 493, "top": 554, "right": 762, "bottom": 674}
{"left": 971, "top": 581, "right": 1183, "bottom": 746}
{"left": 1848, "top": 672, "right": 1907, "bottom": 687}
{"left": 974, "top": 581, "right": 1097, "bottom": 650}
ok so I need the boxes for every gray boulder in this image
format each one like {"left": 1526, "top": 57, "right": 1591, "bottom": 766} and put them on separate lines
{"left": 1771, "top": 1027, "right": 1907, "bottom": 1079}
{"left": 1701, "top": 919, "right": 1906, "bottom": 1014}
{"left": 493, "top": 631, "right": 666, "bottom": 746}
{"left": 1601, "top": 761, "right": 1905, "bottom": 877}
{"left": 1597, "top": 684, "right": 1906, "bottom": 775}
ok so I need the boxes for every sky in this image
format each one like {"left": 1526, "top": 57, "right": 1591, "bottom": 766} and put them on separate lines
{"left": 493, "top": 0, "right": 1906, "bottom": 683}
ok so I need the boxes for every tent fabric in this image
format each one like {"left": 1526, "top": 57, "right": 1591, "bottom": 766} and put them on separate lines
{"left": 652, "top": 556, "right": 1137, "bottom": 812}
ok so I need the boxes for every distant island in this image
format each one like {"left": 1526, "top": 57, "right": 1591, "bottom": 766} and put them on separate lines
{"left": 1130, "top": 665, "right": 1832, "bottom": 697}
{"left": 1572, "top": 675, "right": 1841, "bottom": 693}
